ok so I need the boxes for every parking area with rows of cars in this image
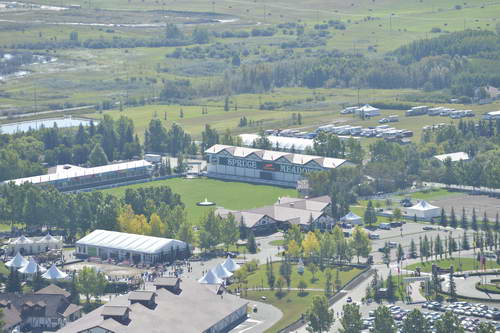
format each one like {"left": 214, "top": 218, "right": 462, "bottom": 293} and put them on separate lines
{"left": 361, "top": 301, "right": 500, "bottom": 332}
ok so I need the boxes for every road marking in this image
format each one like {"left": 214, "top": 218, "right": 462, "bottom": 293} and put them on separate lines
{"left": 233, "top": 319, "right": 263, "bottom": 333}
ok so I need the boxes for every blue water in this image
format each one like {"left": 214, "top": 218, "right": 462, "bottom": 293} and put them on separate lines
{"left": 0, "top": 117, "right": 96, "bottom": 134}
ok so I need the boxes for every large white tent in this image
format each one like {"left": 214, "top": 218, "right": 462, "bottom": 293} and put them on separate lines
{"left": 222, "top": 256, "right": 240, "bottom": 272}
{"left": 341, "top": 211, "right": 363, "bottom": 225}
{"left": 355, "top": 104, "right": 380, "bottom": 117}
{"left": 76, "top": 229, "right": 188, "bottom": 264}
{"left": 212, "top": 263, "right": 233, "bottom": 279}
{"left": 405, "top": 200, "right": 441, "bottom": 219}
{"left": 18, "top": 258, "right": 46, "bottom": 275}
{"left": 5, "top": 252, "right": 29, "bottom": 268}
{"left": 42, "top": 264, "right": 68, "bottom": 280}
{"left": 37, "top": 233, "right": 60, "bottom": 244}
{"left": 198, "top": 270, "right": 223, "bottom": 284}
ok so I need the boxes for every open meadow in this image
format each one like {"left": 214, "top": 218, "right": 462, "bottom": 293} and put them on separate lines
{"left": 101, "top": 177, "right": 297, "bottom": 224}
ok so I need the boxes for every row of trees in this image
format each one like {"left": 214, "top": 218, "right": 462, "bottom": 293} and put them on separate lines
{"left": 284, "top": 226, "right": 371, "bottom": 264}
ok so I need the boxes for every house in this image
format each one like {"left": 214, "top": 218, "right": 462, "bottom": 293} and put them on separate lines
{"left": 0, "top": 287, "right": 82, "bottom": 332}
{"left": 216, "top": 196, "right": 334, "bottom": 233}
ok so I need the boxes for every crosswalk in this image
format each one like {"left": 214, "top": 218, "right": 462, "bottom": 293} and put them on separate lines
{"left": 232, "top": 318, "right": 263, "bottom": 333}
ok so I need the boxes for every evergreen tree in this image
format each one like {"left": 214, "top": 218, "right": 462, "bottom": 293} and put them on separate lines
{"left": 266, "top": 258, "right": 275, "bottom": 290}
{"left": 482, "top": 212, "right": 490, "bottom": 231}
{"left": 70, "top": 271, "right": 80, "bottom": 304}
{"left": 460, "top": 207, "right": 468, "bottom": 230}
{"left": 472, "top": 208, "right": 478, "bottom": 231}
{"left": 386, "top": 271, "right": 395, "bottom": 301}
{"left": 88, "top": 143, "right": 109, "bottom": 167}
{"left": 450, "top": 207, "right": 457, "bottom": 229}
{"left": 373, "top": 306, "right": 396, "bottom": 333}
{"left": 495, "top": 212, "right": 499, "bottom": 232}
{"left": 439, "top": 208, "right": 448, "bottom": 228}
{"left": 31, "top": 270, "right": 46, "bottom": 292}
{"left": 462, "top": 232, "right": 470, "bottom": 250}
{"left": 449, "top": 268, "right": 456, "bottom": 299}
{"left": 5, "top": 268, "right": 21, "bottom": 293}
{"left": 410, "top": 239, "right": 417, "bottom": 258}
{"left": 247, "top": 230, "right": 257, "bottom": 254}
{"left": 324, "top": 268, "right": 333, "bottom": 297}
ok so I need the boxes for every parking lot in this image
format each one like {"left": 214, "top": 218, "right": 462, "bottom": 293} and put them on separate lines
{"left": 360, "top": 301, "right": 500, "bottom": 332}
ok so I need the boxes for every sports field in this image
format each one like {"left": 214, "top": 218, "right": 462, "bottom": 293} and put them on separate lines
{"left": 102, "top": 177, "right": 297, "bottom": 224}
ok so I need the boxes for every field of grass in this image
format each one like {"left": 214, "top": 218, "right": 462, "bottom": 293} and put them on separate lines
{"left": 244, "top": 290, "right": 322, "bottom": 333}
{"left": 409, "top": 188, "right": 461, "bottom": 201}
{"left": 241, "top": 262, "right": 363, "bottom": 290}
{"left": 406, "top": 258, "right": 500, "bottom": 273}
{"left": 101, "top": 177, "right": 296, "bottom": 224}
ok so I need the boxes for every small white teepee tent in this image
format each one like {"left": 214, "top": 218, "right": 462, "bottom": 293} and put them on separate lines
{"left": 42, "top": 264, "right": 68, "bottom": 280}
{"left": 211, "top": 263, "right": 233, "bottom": 279}
{"left": 18, "top": 258, "right": 46, "bottom": 275}
{"left": 341, "top": 211, "right": 363, "bottom": 225}
{"left": 222, "top": 256, "right": 240, "bottom": 272}
{"left": 198, "top": 270, "right": 223, "bottom": 284}
{"left": 5, "top": 252, "right": 29, "bottom": 268}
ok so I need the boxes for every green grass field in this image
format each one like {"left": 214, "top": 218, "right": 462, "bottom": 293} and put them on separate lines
{"left": 101, "top": 177, "right": 296, "bottom": 224}
{"left": 242, "top": 262, "right": 363, "bottom": 290}
{"left": 244, "top": 290, "right": 322, "bottom": 333}
{"left": 406, "top": 258, "right": 500, "bottom": 273}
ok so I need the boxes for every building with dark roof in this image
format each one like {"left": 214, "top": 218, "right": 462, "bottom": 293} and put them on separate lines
{"left": 0, "top": 290, "right": 82, "bottom": 332}
{"left": 205, "top": 144, "right": 348, "bottom": 187}
{"left": 56, "top": 279, "right": 248, "bottom": 333}
{"left": 216, "top": 195, "right": 333, "bottom": 233}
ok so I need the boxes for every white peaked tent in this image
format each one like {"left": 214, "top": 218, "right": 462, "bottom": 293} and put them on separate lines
{"left": 18, "top": 258, "right": 46, "bottom": 275}
{"left": 355, "top": 104, "right": 380, "bottom": 117}
{"left": 222, "top": 256, "right": 240, "bottom": 272}
{"left": 37, "top": 233, "right": 60, "bottom": 244}
{"left": 5, "top": 252, "right": 29, "bottom": 268}
{"left": 212, "top": 263, "right": 233, "bottom": 279}
{"left": 12, "top": 235, "right": 34, "bottom": 245}
{"left": 341, "top": 211, "right": 363, "bottom": 225}
{"left": 198, "top": 270, "right": 223, "bottom": 284}
{"left": 405, "top": 200, "right": 441, "bottom": 219}
{"left": 42, "top": 264, "right": 68, "bottom": 280}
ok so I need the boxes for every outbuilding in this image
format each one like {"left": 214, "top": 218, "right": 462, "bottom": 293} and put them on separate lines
{"left": 75, "top": 230, "right": 188, "bottom": 264}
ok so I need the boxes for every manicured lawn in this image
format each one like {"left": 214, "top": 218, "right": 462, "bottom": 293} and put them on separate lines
{"left": 409, "top": 189, "right": 459, "bottom": 201}
{"left": 406, "top": 258, "right": 500, "bottom": 273}
{"left": 269, "top": 239, "right": 286, "bottom": 247}
{"left": 0, "top": 262, "right": 9, "bottom": 276}
{"left": 242, "top": 262, "right": 363, "bottom": 290}
{"left": 243, "top": 290, "right": 323, "bottom": 333}
{"left": 102, "top": 177, "right": 296, "bottom": 224}
{"left": 476, "top": 283, "right": 500, "bottom": 294}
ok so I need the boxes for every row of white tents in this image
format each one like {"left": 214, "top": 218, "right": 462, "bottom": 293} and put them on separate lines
{"left": 5, "top": 252, "right": 68, "bottom": 280}
{"left": 198, "top": 256, "right": 240, "bottom": 285}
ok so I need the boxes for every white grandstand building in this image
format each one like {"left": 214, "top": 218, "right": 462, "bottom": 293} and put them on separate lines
{"left": 204, "top": 144, "right": 348, "bottom": 187}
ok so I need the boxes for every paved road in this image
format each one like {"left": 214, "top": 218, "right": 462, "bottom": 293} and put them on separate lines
{"left": 0, "top": 105, "right": 94, "bottom": 120}
{"left": 452, "top": 275, "right": 500, "bottom": 300}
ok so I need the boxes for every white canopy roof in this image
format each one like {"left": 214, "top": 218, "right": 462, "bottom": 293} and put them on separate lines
{"left": 222, "top": 256, "right": 240, "bottom": 272}
{"left": 42, "top": 264, "right": 68, "bottom": 280}
{"left": 37, "top": 233, "right": 60, "bottom": 244}
{"left": 409, "top": 200, "right": 439, "bottom": 211}
{"left": 198, "top": 270, "right": 223, "bottom": 284}
{"left": 18, "top": 258, "right": 46, "bottom": 275}
{"left": 342, "top": 211, "right": 361, "bottom": 221}
{"left": 211, "top": 263, "right": 233, "bottom": 279}
{"left": 11, "top": 235, "right": 33, "bottom": 245}
{"left": 76, "top": 229, "right": 187, "bottom": 255}
{"left": 357, "top": 104, "right": 379, "bottom": 112}
{"left": 5, "top": 252, "right": 29, "bottom": 268}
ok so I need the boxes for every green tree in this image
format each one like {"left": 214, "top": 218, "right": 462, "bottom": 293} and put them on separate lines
{"left": 88, "top": 143, "right": 109, "bottom": 167}
{"left": 393, "top": 207, "right": 402, "bottom": 221}
{"left": 77, "top": 266, "right": 104, "bottom": 304}
{"left": 221, "top": 213, "right": 239, "bottom": 251}
{"left": 448, "top": 268, "right": 456, "bottom": 299}
{"left": 165, "top": 23, "right": 184, "bottom": 39}
{"left": 450, "top": 207, "right": 457, "bottom": 229}
{"left": 5, "top": 268, "right": 21, "bottom": 293}
{"left": 308, "top": 263, "right": 319, "bottom": 282}
{"left": 266, "top": 259, "right": 275, "bottom": 290}
{"left": 247, "top": 230, "right": 257, "bottom": 254}
{"left": 324, "top": 268, "right": 333, "bottom": 297}
{"left": 439, "top": 208, "right": 448, "bottom": 228}
{"left": 279, "top": 256, "right": 292, "bottom": 290}
{"left": 298, "top": 279, "right": 308, "bottom": 295}
{"left": 460, "top": 207, "right": 468, "bottom": 230}
{"left": 476, "top": 322, "right": 496, "bottom": 333}
{"left": 434, "top": 311, "right": 464, "bottom": 333}
{"left": 373, "top": 306, "right": 396, "bottom": 333}
{"left": 70, "top": 272, "right": 80, "bottom": 305}
{"left": 276, "top": 276, "right": 285, "bottom": 296}
{"left": 339, "top": 303, "right": 363, "bottom": 333}
{"left": 364, "top": 200, "right": 377, "bottom": 226}
{"left": 471, "top": 208, "right": 478, "bottom": 231}
{"left": 306, "top": 295, "right": 334, "bottom": 333}
{"left": 402, "top": 309, "right": 431, "bottom": 333}
{"left": 352, "top": 226, "right": 371, "bottom": 262}
{"left": 410, "top": 239, "right": 417, "bottom": 258}
{"left": 192, "top": 27, "right": 209, "bottom": 44}
{"left": 386, "top": 271, "right": 395, "bottom": 301}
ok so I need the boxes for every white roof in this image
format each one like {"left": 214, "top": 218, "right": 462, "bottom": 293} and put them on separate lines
{"left": 42, "top": 264, "right": 68, "bottom": 280}
{"left": 18, "top": 258, "right": 46, "bottom": 275}
{"left": 211, "top": 263, "right": 233, "bottom": 279}
{"left": 222, "top": 256, "right": 240, "bottom": 272}
{"left": 409, "top": 200, "right": 439, "bottom": 211}
{"left": 76, "top": 230, "right": 187, "bottom": 255}
{"left": 434, "top": 152, "right": 470, "bottom": 162}
{"left": 487, "top": 110, "right": 500, "bottom": 116}
{"left": 11, "top": 235, "right": 33, "bottom": 245}
{"left": 357, "top": 104, "right": 379, "bottom": 112}
{"left": 5, "top": 252, "right": 28, "bottom": 268}
{"left": 5, "top": 160, "right": 152, "bottom": 186}
{"left": 342, "top": 211, "right": 362, "bottom": 221}
{"left": 37, "top": 233, "right": 60, "bottom": 244}
{"left": 205, "top": 144, "right": 347, "bottom": 169}
{"left": 239, "top": 134, "right": 314, "bottom": 152}
{"left": 198, "top": 270, "right": 223, "bottom": 284}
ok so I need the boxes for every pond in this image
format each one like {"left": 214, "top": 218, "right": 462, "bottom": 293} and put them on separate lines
{"left": 0, "top": 117, "right": 96, "bottom": 134}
